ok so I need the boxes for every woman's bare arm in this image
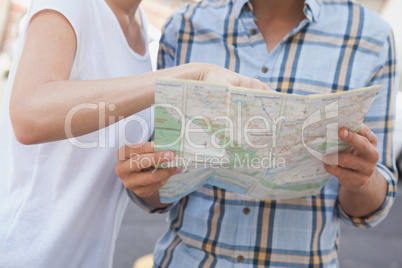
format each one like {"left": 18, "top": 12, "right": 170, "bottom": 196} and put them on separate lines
{"left": 10, "top": 10, "right": 267, "bottom": 145}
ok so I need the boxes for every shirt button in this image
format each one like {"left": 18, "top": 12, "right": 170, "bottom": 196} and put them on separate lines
{"left": 243, "top": 207, "right": 250, "bottom": 215}
{"left": 237, "top": 255, "right": 245, "bottom": 263}
{"left": 262, "top": 66, "right": 268, "bottom": 73}
{"left": 250, "top": 29, "right": 257, "bottom": 35}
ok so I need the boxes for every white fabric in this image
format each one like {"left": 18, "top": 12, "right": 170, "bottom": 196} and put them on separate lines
{"left": 0, "top": 0, "right": 153, "bottom": 267}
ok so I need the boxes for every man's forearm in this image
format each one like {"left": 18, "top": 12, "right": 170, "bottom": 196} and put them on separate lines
{"left": 338, "top": 169, "right": 388, "bottom": 218}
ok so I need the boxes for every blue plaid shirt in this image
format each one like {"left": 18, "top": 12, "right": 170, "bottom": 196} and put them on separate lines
{"left": 131, "top": 0, "right": 398, "bottom": 266}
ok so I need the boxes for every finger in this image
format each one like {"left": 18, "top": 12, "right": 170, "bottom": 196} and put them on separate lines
{"left": 323, "top": 163, "right": 368, "bottom": 191}
{"left": 252, "top": 79, "right": 272, "bottom": 91}
{"left": 122, "top": 167, "right": 182, "bottom": 190}
{"left": 324, "top": 153, "right": 375, "bottom": 176}
{"left": 124, "top": 142, "right": 155, "bottom": 159}
{"left": 358, "top": 124, "right": 378, "bottom": 147}
{"left": 248, "top": 78, "right": 271, "bottom": 91}
{"left": 133, "top": 177, "right": 171, "bottom": 199}
{"left": 234, "top": 75, "right": 251, "bottom": 89}
{"left": 128, "top": 151, "right": 175, "bottom": 172}
{"left": 248, "top": 78, "right": 263, "bottom": 90}
{"left": 262, "top": 83, "right": 272, "bottom": 91}
{"left": 117, "top": 142, "right": 155, "bottom": 161}
{"left": 117, "top": 151, "right": 175, "bottom": 174}
{"left": 338, "top": 128, "right": 378, "bottom": 161}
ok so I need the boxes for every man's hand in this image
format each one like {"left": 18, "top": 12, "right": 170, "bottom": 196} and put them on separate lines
{"left": 115, "top": 142, "right": 181, "bottom": 207}
{"left": 323, "top": 124, "right": 387, "bottom": 217}
{"left": 323, "top": 124, "right": 380, "bottom": 192}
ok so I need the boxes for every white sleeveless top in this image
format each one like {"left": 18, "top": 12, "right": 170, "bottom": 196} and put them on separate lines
{"left": 0, "top": 0, "right": 153, "bottom": 267}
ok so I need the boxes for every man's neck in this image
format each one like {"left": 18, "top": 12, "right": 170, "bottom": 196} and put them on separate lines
{"left": 250, "top": 0, "right": 305, "bottom": 23}
{"left": 249, "top": 0, "right": 306, "bottom": 52}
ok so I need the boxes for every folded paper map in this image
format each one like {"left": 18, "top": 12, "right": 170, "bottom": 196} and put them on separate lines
{"left": 154, "top": 78, "right": 381, "bottom": 203}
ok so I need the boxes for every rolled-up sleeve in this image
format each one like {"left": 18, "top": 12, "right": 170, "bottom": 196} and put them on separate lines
{"left": 127, "top": 189, "right": 177, "bottom": 214}
{"left": 339, "top": 30, "right": 399, "bottom": 228}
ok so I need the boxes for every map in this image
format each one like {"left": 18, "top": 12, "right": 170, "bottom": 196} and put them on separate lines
{"left": 154, "top": 78, "right": 381, "bottom": 203}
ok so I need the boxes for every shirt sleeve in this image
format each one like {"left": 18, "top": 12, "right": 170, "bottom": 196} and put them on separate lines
{"left": 127, "top": 189, "right": 178, "bottom": 214}
{"left": 338, "top": 29, "right": 399, "bottom": 228}
{"left": 158, "top": 11, "right": 184, "bottom": 70}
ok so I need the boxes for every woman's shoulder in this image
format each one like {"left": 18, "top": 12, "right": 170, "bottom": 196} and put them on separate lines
{"left": 26, "top": 0, "right": 95, "bottom": 34}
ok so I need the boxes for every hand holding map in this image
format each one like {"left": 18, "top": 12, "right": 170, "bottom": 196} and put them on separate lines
{"left": 154, "top": 78, "right": 381, "bottom": 203}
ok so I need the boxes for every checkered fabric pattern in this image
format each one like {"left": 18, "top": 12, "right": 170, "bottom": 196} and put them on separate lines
{"left": 131, "top": 0, "right": 399, "bottom": 266}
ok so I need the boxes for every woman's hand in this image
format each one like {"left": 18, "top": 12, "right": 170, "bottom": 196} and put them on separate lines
{"left": 196, "top": 63, "right": 271, "bottom": 91}
{"left": 115, "top": 142, "right": 180, "bottom": 207}
{"left": 9, "top": 11, "right": 270, "bottom": 146}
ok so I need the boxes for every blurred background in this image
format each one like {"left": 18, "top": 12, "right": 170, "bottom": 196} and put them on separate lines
{"left": 0, "top": 0, "right": 401, "bottom": 267}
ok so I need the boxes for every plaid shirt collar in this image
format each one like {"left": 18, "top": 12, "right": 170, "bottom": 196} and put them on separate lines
{"left": 233, "top": 0, "right": 322, "bottom": 22}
